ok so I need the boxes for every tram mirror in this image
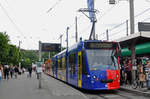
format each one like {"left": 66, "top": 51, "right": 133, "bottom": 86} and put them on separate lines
{"left": 83, "top": 71, "right": 87, "bottom": 75}
{"left": 118, "top": 50, "right": 122, "bottom": 57}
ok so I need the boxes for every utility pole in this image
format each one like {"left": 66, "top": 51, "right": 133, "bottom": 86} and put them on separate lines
{"left": 75, "top": 16, "right": 78, "bottom": 42}
{"left": 129, "top": 0, "right": 136, "bottom": 83}
{"left": 66, "top": 27, "right": 69, "bottom": 51}
{"left": 38, "top": 41, "right": 42, "bottom": 89}
{"left": 126, "top": 20, "right": 129, "bottom": 36}
{"left": 39, "top": 41, "right": 42, "bottom": 61}
{"left": 66, "top": 27, "right": 69, "bottom": 83}
{"left": 93, "top": 0, "right": 95, "bottom": 40}
{"left": 129, "top": 0, "right": 135, "bottom": 35}
{"left": 18, "top": 41, "right": 21, "bottom": 69}
{"left": 60, "top": 34, "right": 63, "bottom": 51}
{"left": 106, "top": 29, "right": 109, "bottom": 41}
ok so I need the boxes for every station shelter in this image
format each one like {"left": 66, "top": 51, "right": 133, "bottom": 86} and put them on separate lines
{"left": 116, "top": 32, "right": 150, "bottom": 82}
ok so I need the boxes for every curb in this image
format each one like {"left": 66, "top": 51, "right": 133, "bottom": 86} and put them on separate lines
{"left": 119, "top": 87, "right": 150, "bottom": 97}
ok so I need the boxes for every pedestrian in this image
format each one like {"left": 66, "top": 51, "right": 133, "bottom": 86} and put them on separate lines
{"left": 123, "top": 60, "right": 128, "bottom": 84}
{"left": 14, "top": 66, "right": 19, "bottom": 78}
{"left": 22, "top": 67, "right": 25, "bottom": 74}
{"left": 10, "top": 66, "right": 14, "bottom": 78}
{"left": 138, "top": 61, "right": 145, "bottom": 87}
{"left": 0, "top": 64, "right": 2, "bottom": 81}
{"left": 145, "top": 59, "right": 150, "bottom": 86}
{"left": 28, "top": 66, "right": 32, "bottom": 78}
{"left": 125, "top": 60, "right": 132, "bottom": 85}
{"left": 3, "top": 65, "right": 9, "bottom": 80}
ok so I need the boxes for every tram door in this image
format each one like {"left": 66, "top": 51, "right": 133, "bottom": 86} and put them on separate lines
{"left": 78, "top": 51, "right": 82, "bottom": 88}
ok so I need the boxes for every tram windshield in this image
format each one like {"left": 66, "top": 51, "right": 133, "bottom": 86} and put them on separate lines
{"left": 86, "top": 49, "right": 119, "bottom": 70}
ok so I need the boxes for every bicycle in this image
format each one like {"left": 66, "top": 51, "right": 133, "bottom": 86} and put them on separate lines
{"left": 132, "top": 74, "right": 144, "bottom": 89}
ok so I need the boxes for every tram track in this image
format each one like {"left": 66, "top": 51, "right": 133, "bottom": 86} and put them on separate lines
{"left": 82, "top": 90, "right": 148, "bottom": 99}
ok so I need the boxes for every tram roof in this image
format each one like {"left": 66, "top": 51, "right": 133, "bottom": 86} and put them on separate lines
{"left": 53, "top": 49, "right": 66, "bottom": 57}
{"left": 116, "top": 32, "right": 150, "bottom": 48}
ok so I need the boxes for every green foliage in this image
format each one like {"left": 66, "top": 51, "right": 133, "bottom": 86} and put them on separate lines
{"left": 0, "top": 32, "right": 10, "bottom": 65}
{"left": 7, "top": 45, "right": 20, "bottom": 65}
{"left": 20, "top": 50, "right": 38, "bottom": 68}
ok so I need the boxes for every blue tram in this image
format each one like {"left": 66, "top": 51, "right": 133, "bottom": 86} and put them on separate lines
{"left": 45, "top": 40, "right": 120, "bottom": 90}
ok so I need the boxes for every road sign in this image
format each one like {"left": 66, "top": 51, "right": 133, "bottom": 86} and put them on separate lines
{"left": 109, "top": 0, "right": 116, "bottom": 4}
{"left": 138, "top": 22, "right": 150, "bottom": 32}
{"left": 41, "top": 43, "right": 61, "bottom": 52}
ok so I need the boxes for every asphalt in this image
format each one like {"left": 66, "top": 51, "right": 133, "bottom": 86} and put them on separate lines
{"left": 1, "top": 72, "right": 150, "bottom": 99}
{"left": 0, "top": 72, "right": 88, "bottom": 99}
{"left": 120, "top": 84, "right": 150, "bottom": 97}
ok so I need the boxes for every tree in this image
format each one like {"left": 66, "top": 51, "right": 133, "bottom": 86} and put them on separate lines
{"left": 0, "top": 32, "right": 10, "bottom": 65}
{"left": 7, "top": 45, "right": 20, "bottom": 65}
{"left": 20, "top": 50, "right": 38, "bottom": 68}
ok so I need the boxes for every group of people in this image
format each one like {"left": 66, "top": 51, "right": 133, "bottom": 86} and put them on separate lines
{"left": 121, "top": 57, "right": 150, "bottom": 86}
{"left": 121, "top": 59, "right": 133, "bottom": 85}
{"left": 0, "top": 64, "right": 25, "bottom": 80}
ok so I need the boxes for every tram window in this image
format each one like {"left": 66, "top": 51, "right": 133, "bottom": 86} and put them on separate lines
{"left": 69, "top": 53, "right": 76, "bottom": 75}
{"left": 63, "top": 57, "right": 65, "bottom": 70}
{"left": 60, "top": 59, "right": 62, "bottom": 70}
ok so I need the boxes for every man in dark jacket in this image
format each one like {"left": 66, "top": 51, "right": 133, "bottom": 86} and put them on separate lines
{"left": 14, "top": 66, "right": 19, "bottom": 78}
{"left": 4, "top": 65, "right": 9, "bottom": 79}
{"left": 28, "top": 66, "right": 32, "bottom": 78}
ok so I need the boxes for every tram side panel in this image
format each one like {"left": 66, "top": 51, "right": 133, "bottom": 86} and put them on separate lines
{"left": 68, "top": 51, "right": 78, "bottom": 86}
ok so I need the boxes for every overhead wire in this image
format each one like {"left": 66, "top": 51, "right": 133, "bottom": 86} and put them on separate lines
{"left": 109, "top": 7, "right": 150, "bottom": 32}
{"left": 0, "top": 2, "right": 31, "bottom": 49}
{"left": 108, "top": 16, "right": 150, "bottom": 41}
{"left": 47, "top": 0, "right": 63, "bottom": 13}
{"left": 99, "top": 6, "right": 150, "bottom": 40}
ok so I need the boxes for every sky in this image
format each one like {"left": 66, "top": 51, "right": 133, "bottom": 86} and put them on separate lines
{"left": 0, "top": 0, "right": 150, "bottom": 50}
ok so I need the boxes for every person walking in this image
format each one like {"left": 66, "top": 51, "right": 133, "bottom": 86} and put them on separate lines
{"left": 127, "top": 60, "right": 132, "bottom": 85}
{"left": 125, "top": 60, "right": 132, "bottom": 85}
{"left": 28, "top": 66, "right": 32, "bottom": 78}
{"left": 14, "top": 66, "right": 19, "bottom": 78}
{"left": 138, "top": 61, "right": 145, "bottom": 87}
{"left": 122, "top": 60, "right": 128, "bottom": 84}
{"left": 10, "top": 66, "right": 14, "bottom": 78}
{"left": 0, "top": 64, "right": 2, "bottom": 80}
{"left": 3, "top": 65, "right": 9, "bottom": 80}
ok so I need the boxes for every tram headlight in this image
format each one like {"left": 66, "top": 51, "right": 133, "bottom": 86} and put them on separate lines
{"left": 93, "top": 75, "right": 96, "bottom": 79}
{"left": 116, "top": 75, "right": 119, "bottom": 78}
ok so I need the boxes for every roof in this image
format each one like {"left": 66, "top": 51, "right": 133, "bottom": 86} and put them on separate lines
{"left": 115, "top": 32, "right": 150, "bottom": 48}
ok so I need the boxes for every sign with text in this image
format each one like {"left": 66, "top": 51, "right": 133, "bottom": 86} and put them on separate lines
{"left": 138, "top": 22, "right": 150, "bottom": 32}
{"left": 41, "top": 43, "right": 61, "bottom": 52}
{"left": 85, "top": 42, "right": 115, "bottom": 49}
{"left": 109, "top": 0, "right": 116, "bottom": 4}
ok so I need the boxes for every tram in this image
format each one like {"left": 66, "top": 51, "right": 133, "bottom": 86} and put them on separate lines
{"left": 45, "top": 40, "right": 121, "bottom": 90}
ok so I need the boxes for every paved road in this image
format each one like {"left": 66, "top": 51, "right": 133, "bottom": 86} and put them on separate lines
{"left": 1, "top": 72, "right": 149, "bottom": 99}
{"left": 0, "top": 72, "right": 87, "bottom": 99}
{"left": 84, "top": 89, "right": 150, "bottom": 99}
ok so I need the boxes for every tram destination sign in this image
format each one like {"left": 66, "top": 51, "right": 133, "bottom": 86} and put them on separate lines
{"left": 138, "top": 22, "right": 150, "bottom": 32}
{"left": 85, "top": 42, "right": 114, "bottom": 49}
{"left": 41, "top": 43, "right": 61, "bottom": 52}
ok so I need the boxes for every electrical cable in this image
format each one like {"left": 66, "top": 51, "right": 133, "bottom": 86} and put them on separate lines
{"left": 0, "top": 2, "right": 31, "bottom": 49}
{"left": 47, "top": 0, "right": 62, "bottom": 13}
